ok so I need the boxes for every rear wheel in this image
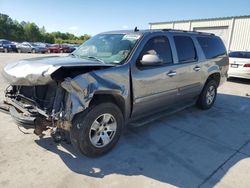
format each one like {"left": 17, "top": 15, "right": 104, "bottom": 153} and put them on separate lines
{"left": 197, "top": 79, "right": 217, "bottom": 110}
{"left": 70, "top": 102, "right": 123, "bottom": 157}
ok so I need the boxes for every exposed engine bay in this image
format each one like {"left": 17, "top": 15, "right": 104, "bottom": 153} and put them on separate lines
{"left": 4, "top": 82, "right": 65, "bottom": 134}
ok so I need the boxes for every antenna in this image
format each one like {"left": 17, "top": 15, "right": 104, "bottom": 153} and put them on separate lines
{"left": 134, "top": 26, "right": 139, "bottom": 32}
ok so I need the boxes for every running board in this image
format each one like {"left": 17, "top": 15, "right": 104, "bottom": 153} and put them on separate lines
{"left": 128, "top": 102, "right": 195, "bottom": 127}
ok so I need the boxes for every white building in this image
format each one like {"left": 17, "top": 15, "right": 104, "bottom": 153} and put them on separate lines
{"left": 149, "top": 15, "right": 250, "bottom": 52}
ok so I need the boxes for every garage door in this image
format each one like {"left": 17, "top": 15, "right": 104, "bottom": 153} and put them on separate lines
{"left": 194, "top": 26, "right": 229, "bottom": 47}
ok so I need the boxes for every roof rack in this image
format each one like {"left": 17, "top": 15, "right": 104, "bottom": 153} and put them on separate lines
{"left": 161, "top": 28, "right": 215, "bottom": 36}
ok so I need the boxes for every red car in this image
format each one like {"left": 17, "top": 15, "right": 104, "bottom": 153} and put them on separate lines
{"left": 47, "top": 44, "right": 71, "bottom": 53}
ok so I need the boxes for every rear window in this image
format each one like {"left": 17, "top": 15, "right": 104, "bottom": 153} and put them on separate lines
{"left": 229, "top": 51, "right": 250, "bottom": 59}
{"left": 174, "top": 36, "right": 197, "bottom": 63}
{"left": 197, "top": 36, "right": 226, "bottom": 59}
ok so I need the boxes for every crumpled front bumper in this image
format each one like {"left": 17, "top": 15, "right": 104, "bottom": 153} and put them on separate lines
{"left": 0, "top": 99, "right": 37, "bottom": 128}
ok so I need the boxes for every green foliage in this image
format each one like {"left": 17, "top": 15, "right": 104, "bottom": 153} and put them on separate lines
{"left": 0, "top": 13, "right": 90, "bottom": 44}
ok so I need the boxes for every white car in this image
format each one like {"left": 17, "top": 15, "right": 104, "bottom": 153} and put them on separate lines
{"left": 228, "top": 51, "right": 250, "bottom": 79}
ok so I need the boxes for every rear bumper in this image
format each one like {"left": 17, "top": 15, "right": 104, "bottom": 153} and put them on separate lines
{"left": 228, "top": 67, "right": 250, "bottom": 79}
{"left": 228, "top": 71, "right": 250, "bottom": 79}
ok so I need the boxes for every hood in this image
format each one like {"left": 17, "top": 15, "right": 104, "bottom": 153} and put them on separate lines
{"left": 3, "top": 55, "right": 114, "bottom": 86}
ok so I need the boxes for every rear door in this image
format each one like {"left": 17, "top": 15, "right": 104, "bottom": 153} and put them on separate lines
{"left": 170, "top": 34, "right": 204, "bottom": 103}
{"left": 131, "top": 34, "right": 180, "bottom": 117}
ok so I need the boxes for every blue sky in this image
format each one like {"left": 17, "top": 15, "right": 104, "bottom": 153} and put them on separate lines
{"left": 0, "top": 0, "right": 250, "bottom": 36}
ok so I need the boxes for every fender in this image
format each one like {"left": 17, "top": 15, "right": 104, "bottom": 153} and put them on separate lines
{"left": 61, "top": 65, "right": 131, "bottom": 122}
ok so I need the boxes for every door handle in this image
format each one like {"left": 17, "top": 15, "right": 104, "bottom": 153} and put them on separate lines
{"left": 193, "top": 66, "right": 201, "bottom": 71}
{"left": 167, "top": 70, "right": 176, "bottom": 77}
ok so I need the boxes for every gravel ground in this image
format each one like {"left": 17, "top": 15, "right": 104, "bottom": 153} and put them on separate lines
{"left": 0, "top": 53, "right": 250, "bottom": 188}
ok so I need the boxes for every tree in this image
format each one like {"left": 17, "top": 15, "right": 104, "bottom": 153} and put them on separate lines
{"left": 23, "top": 22, "right": 42, "bottom": 42}
{"left": 0, "top": 13, "right": 91, "bottom": 44}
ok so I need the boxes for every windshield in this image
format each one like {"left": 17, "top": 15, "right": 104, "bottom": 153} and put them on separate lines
{"left": 73, "top": 34, "right": 141, "bottom": 64}
{"left": 229, "top": 51, "right": 250, "bottom": 59}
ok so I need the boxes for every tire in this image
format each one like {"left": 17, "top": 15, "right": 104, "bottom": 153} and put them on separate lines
{"left": 197, "top": 79, "right": 217, "bottom": 110}
{"left": 70, "top": 102, "right": 124, "bottom": 157}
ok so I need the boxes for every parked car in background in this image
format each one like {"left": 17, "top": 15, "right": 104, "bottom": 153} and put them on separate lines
{"left": 33, "top": 42, "right": 49, "bottom": 48}
{"left": 16, "top": 42, "right": 47, "bottom": 53}
{"left": 67, "top": 44, "right": 80, "bottom": 52}
{"left": 228, "top": 51, "right": 250, "bottom": 79}
{"left": 1, "top": 29, "right": 228, "bottom": 157}
{"left": 47, "top": 44, "right": 71, "bottom": 53}
{"left": 0, "top": 39, "right": 17, "bottom": 53}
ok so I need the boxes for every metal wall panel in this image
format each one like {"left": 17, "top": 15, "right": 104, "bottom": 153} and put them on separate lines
{"left": 174, "top": 22, "right": 190, "bottom": 30}
{"left": 149, "top": 16, "right": 250, "bottom": 51}
{"left": 150, "top": 23, "right": 173, "bottom": 29}
{"left": 230, "top": 18, "right": 250, "bottom": 51}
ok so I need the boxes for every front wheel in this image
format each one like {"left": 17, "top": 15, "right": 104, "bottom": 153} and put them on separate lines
{"left": 70, "top": 102, "right": 124, "bottom": 157}
{"left": 197, "top": 79, "right": 217, "bottom": 110}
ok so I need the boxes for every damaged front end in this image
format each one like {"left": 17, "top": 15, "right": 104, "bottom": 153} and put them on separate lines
{"left": 0, "top": 56, "right": 119, "bottom": 138}
{"left": 3, "top": 82, "right": 66, "bottom": 135}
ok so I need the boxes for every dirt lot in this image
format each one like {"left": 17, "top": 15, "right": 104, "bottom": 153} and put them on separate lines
{"left": 0, "top": 53, "right": 250, "bottom": 188}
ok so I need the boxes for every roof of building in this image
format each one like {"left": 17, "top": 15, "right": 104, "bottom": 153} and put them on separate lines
{"left": 149, "top": 15, "right": 250, "bottom": 25}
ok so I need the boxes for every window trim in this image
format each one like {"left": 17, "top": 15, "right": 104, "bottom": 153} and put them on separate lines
{"left": 173, "top": 35, "right": 198, "bottom": 64}
{"left": 136, "top": 35, "right": 174, "bottom": 69}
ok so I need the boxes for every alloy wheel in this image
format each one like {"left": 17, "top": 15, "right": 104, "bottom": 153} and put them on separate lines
{"left": 206, "top": 85, "right": 215, "bottom": 105}
{"left": 89, "top": 113, "right": 117, "bottom": 148}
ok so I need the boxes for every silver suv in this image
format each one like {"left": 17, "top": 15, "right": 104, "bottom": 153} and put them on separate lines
{"left": 1, "top": 29, "right": 229, "bottom": 157}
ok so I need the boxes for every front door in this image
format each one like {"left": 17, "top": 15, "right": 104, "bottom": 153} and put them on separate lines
{"left": 131, "top": 35, "right": 180, "bottom": 117}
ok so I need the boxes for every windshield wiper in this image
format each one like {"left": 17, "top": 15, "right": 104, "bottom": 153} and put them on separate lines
{"left": 87, "top": 56, "right": 105, "bottom": 64}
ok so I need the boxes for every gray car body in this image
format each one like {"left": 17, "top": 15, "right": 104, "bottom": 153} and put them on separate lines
{"left": 17, "top": 42, "right": 47, "bottom": 53}
{"left": 2, "top": 30, "right": 228, "bottom": 129}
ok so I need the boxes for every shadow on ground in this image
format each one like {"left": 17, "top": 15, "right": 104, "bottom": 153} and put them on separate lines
{"left": 35, "top": 93, "right": 250, "bottom": 187}
{"left": 227, "top": 77, "right": 250, "bottom": 85}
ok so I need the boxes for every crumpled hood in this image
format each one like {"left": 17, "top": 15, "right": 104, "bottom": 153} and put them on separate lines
{"left": 3, "top": 55, "right": 114, "bottom": 86}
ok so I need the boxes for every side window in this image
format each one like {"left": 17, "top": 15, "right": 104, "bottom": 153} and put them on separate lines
{"left": 174, "top": 36, "right": 197, "bottom": 63}
{"left": 139, "top": 36, "right": 173, "bottom": 65}
{"left": 197, "top": 36, "right": 226, "bottom": 59}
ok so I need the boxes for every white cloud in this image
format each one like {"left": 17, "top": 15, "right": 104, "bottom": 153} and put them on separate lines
{"left": 68, "top": 26, "right": 79, "bottom": 31}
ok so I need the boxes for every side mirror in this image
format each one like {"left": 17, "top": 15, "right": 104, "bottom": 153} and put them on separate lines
{"left": 140, "top": 54, "right": 163, "bottom": 66}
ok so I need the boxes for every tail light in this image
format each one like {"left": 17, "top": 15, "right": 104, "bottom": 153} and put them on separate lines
{"left": 244, "top": 64, "right": 250, "bottom": 68}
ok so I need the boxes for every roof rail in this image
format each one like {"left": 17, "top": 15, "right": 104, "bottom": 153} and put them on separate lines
{"left": 161, "top": 28, "right": 215, "bottom": 36}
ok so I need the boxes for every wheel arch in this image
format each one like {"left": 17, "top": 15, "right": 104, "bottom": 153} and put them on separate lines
{"left": 89, "top": 92, "right": 126, "bottom": 119}
{"left": 206, "top": 72, "right": 221, "bottom": 87}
